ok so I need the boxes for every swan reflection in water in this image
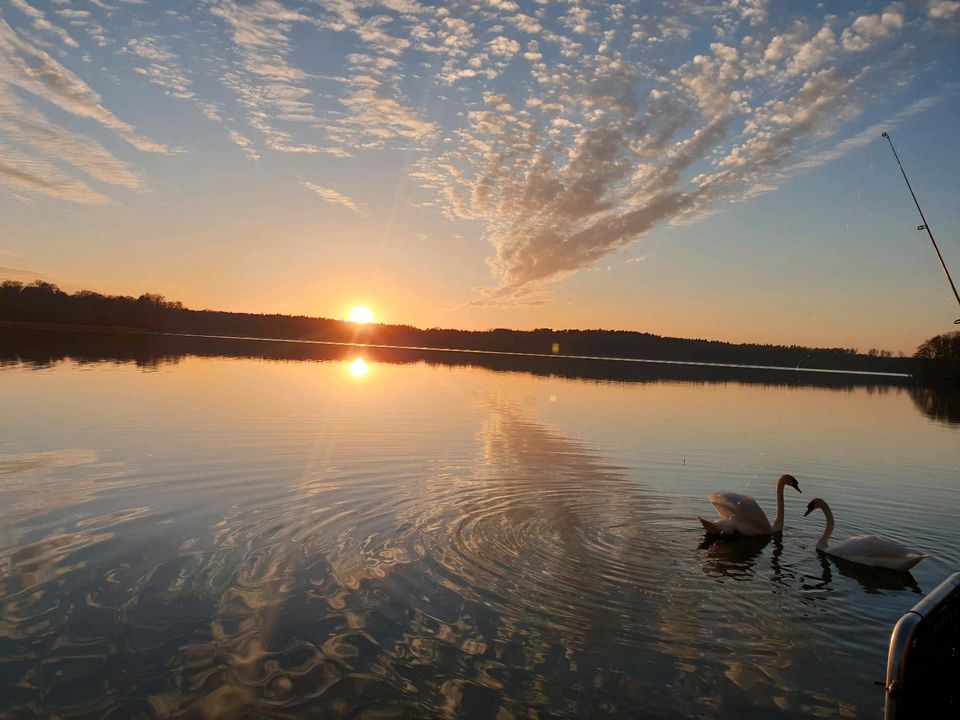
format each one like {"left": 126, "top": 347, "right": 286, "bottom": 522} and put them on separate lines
{"left": 699, "top": 534, "right": 922, "bottom": 595}
{"left": 698, "top": 535, "right": 773, "bottom": 582}
{"left": 809, "top": 552, "right": 922, "bottom": 595}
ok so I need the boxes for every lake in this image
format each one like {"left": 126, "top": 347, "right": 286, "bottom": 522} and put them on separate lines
{"left": 1, "top": 330, "right": 958, "bottom": 719}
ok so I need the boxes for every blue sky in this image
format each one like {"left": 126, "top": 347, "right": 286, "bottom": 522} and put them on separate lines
{"left": 1, "top": 0, "right": 959, "bottom": 352}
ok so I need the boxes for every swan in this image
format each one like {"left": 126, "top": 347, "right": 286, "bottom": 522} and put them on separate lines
{"left": 803, "top": 498, "right": 926, "bottom": 571}
{"left": 698, "top": 474, "right": 801, "bottom": 536}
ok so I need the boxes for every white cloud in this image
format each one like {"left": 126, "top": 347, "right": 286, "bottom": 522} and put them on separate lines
{"left": 488, "top": 35, "right": 519, "bottom": 57}
{"left": 841, "top": 7, "right": 904, "bottom": 51}
{"left": 0, "top": 143, "right": 111, "bottom": 204}
{"left": 786, "top": 24, "right": 836, "bottom": 75}
{"left": 127, "top": 37, "right": 177, "bottom": 62}
{"left": 0, "top": 19, "right": 175, "bottom": 154}
{"left": 0, "top": 89, "right": 141, "bottom": 190}
{"left": 927, "top": 1, "right": 960, "bottom": 19}
{"left": 228, "top": 129, "right": 261, "bottom": 161}
{"left": 338, "top": 89, "right": 436, "bottom": 145}
{"left": 9, "top": 0, "right": 78, "bottom": 48}
{"left": 302, "top": 181, "right": 362, "bottom": 213}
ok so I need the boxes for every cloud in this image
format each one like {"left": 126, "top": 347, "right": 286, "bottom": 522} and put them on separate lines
{"left": 127, "top": 37, "right": 177, "bottom": 63}
{"left": 208, "top": 0, "right": 319, "bottom": 151}
{"left": 1, "top": 0, "right": 953, "bottom": 296}
{"left": 0, "top": 88, "right": 141, "bottom": 190}
{"left": 488, "top": 35, "right": 520, "bottom": 57}
{"left": 408, "top": 0, "right": 955, "bottom": 303}
{"left": 927, "top": 1, "right": 960, "bottom": 19}
{"left": 0, "top": 143, "right": 112, "bottom": 204}
{"left": 0, "top": 19, "right": 175, "bottom": 154}
{"left": 302, "top": 181, "right": 362, "bottom": 213}
{"left": 8, "top": 0, "right": 78, "bottom": 48}
{"left": 841, "top": 7, "right": 904, "bottom": 51}
{"left": 338, "top": 89, "right": 436, "bottom": 144}
{"left": 228, "top": 129, "right": 261, "bottom": 161}
{"left": 780, "top": 91, "right": 953, "bottom": 178}
{"left": 0, "top": 265, "right": 51, "bottom": 283}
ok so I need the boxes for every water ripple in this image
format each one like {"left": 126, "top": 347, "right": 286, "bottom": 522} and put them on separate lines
{"left": 1, "top": 363, "right": 957, "bottom": 719}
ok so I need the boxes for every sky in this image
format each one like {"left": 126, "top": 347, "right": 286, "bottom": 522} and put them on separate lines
{"left": 1, "top": 0, "right": 959, "bottom": 354}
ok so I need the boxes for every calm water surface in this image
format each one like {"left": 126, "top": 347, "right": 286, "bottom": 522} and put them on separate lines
{"left": 1, "top": 349, "right": 958, "bottom": 718}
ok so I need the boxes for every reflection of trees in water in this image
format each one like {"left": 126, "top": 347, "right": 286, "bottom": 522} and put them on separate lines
{"left": 1, "top": 325, "right": 914, "bottom": 392}
{"left": 909, "top": 385, "right": 960, "bottom": 424}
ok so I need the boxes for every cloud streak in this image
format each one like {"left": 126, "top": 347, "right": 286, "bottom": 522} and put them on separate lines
{"left": 302, "top": 181, "right": 362, "bottom": 213}
{"left": 0, "top": 19, "right": 175, "bottom": 155}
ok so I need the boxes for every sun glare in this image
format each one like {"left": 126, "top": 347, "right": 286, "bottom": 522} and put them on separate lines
{"left": 348, "top": 357, "right": 369, "bottom": 378}
{"left": 348, "top": 306, "right": 374, "bottom": 323}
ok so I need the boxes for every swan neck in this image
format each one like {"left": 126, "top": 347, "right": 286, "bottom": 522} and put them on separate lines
{"left": 818, "top": 505, "right": 835, "bottom": 549}
{"left": 772, "top": 476, "right": 786, "bottom": 533}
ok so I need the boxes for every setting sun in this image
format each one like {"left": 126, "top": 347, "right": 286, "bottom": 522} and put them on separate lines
{"left": 348, "top": 306, "right": 374, "bottom": 324}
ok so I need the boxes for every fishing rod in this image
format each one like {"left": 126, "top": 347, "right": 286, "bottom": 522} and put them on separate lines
{"left": 881, "top": 131, "right": 960, "bottom": 325}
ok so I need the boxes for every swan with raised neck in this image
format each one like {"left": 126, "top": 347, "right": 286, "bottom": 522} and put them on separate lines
{"left": 770, "top": 473, "right": 799, "bottom": 534}
{"left": 803, "top": 497, "right": 835, "bottom": 548}
{"left": 698, "top": 473, "right": 801, "bottom": 537}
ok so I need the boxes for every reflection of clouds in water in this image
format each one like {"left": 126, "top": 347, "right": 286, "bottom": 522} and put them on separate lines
{"left": 0, "top": 449, "right": 126, "bottom": 525}
{"left": 0, "top": 396, "right": 935, "bottom": 718}
{"left": 0, "top": 449, "right": 99, "bottom": 474}
{"left": 140, "top": 397, "right": 676, "bottom": 718}
{"left": 0, "top": 449, "right": 138, "bottom": 634}
{"left": 408, "top": 398, "right": 679, "bottom": 715}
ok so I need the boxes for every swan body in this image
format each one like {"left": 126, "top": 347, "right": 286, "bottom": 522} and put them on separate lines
{"left": 698, "top": 474, "right": 801, "bottom": 537}
{"left": 804, "top": 498, "right": 926, "bottom": 571}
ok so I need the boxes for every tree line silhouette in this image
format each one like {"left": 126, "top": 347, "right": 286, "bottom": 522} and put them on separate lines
{"left": 0, "top": 324, "right": 915, "bottom": 393}
{"left": 0, "top": 280, "right": 916, "bottom": 374}
{"left": 913, "top": 330, "right": 960, "bottom": 388}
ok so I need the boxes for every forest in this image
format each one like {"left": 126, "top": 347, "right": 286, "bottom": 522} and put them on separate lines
{"left": 0, "top": 280, "right": 915, "bottom": 374}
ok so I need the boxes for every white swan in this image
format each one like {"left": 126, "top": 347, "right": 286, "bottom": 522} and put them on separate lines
{"left": 698, "top": 474, "right": 801, "bottom": 536}
{"left": 803, "top": 498, "right": 926, "bottom": 571}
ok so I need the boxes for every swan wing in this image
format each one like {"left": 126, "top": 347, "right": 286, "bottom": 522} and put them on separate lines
{"left": 707, "top": 492, "right": 772, "bottom": 535}
{"left": 699, "top": 516, "right": 742, "bottom": 536}
{"left": 828, "top": 535, "right": 927, "bottom": 571}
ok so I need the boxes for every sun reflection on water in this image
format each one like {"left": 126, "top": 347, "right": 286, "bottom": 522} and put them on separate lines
{"left": 347, "top": 357, "right": 369, "bottom": 378}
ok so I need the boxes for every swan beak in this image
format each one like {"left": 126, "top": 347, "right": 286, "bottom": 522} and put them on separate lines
{"left": 796, "top": 485, "right": 801, "bottom": 494}
{"left": 803, "top": 506, "right": 813, "bottom": 517}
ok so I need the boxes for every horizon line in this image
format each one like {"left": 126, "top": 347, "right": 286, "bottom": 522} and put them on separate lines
{"left": 155, "top": 330, "right": 911, "bottom": 379}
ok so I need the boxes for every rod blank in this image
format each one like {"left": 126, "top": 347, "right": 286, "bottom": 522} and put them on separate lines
{"left": 881, "top": 132, "right": 960, "bottom": 325}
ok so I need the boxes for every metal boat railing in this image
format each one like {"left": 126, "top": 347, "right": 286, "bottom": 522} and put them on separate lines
{"left": 884, "top": 571, "right": 960, "bottom": 719}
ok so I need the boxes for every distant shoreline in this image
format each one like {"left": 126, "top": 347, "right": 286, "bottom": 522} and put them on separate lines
{"left": 0, "top": 320, "right": 910, "bottom": 378}
{"left": 0, "top": 282, "right": 913, "bottom": 376}
{"left": 156, "top": 329, "right": 912, "bottom": 378}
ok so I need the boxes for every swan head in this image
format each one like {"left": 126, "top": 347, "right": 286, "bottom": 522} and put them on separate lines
{"left": 804, "top": 498, "right": 828, "bottom": 517}
{"left": 780, "top": 474, "right": 801, "bottom": 493}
